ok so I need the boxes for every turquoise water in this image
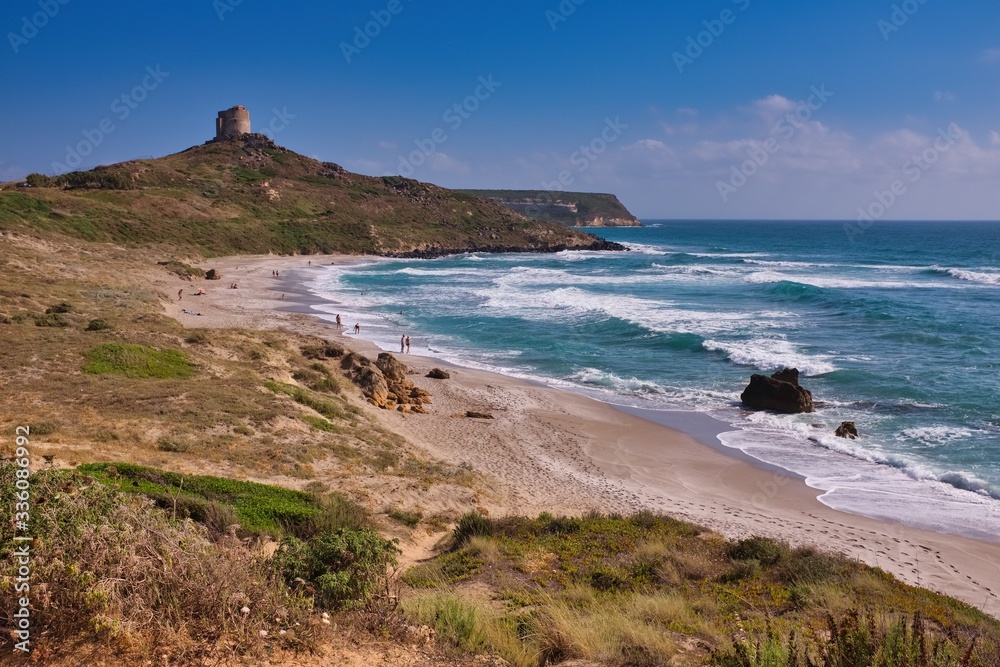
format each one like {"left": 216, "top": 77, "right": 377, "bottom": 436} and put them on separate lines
{"left": 309, "top": 221, "right": 1000, "bottom": 541}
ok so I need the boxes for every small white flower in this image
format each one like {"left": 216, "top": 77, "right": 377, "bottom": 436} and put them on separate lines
{"left": 321, "top": 612, "right": 330, "bottom": 619}
{"left": 279, "top": 629, "right": 287, "bottom": 635}
{"left": 241, "top": 606, "right": 251, "bottom": 615}
{"left": 321, "top": 618, "right": 331, "bottom": 625}
{"left": 259, "top": 629, "right": 268, "bottom": 637}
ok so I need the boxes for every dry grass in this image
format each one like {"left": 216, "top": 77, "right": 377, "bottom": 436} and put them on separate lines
{"left": 0, "top": 465, "right": 316, "bottom": 662}
{"left": 397, "top": 512, "right": 1000, "bottom": 667}
{"left": 0, "top": 233, "right": 477, "bottom": 501}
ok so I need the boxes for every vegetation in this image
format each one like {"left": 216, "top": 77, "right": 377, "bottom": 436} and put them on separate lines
{"left": 77, "top": 462, "right": 369, "bottom": 537}
{"left": 400, "top": 511, "right": 1000, "bottom": 667}
{"left": 458, "top": 189, "right": 640, "bottom": 226}
{"left": 83, "top": 342, "right": 195, "bottom": 379}
{"left": 0, "top": 464, "right": 320, "bottom": 662}
{"left": 0, "top": 136, "right": 613, "bottom": 256}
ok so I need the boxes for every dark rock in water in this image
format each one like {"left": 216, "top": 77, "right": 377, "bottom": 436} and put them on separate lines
{"left": 466, "top": 411, "right": 494, "bottom": 419}
{"left": 771, "top": 368, "right": 800, "bottom": 385}
{"left": 835, "top": 421, "right": 859, "bottom": 439}
{"left": 426, "top": 368, "right": 451, "bottom": 379}
{"left": 740, "top": 368, "right": 814, "bottom": 413}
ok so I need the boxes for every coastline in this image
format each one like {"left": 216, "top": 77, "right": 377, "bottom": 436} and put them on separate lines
{"left": 161, "top": 252, "right": 1000, "bottom": 619}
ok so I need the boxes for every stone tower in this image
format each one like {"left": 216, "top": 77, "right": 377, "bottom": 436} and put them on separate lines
{"left": 215, "top": 105, "right": 250, "bottom": 140}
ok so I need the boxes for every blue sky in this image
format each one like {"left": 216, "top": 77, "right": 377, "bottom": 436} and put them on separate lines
{"left": 2, "top": 0, "right": 999, "bottom": 219}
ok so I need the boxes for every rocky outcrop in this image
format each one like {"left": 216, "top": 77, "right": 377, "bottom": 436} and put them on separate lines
{"left": 205, "top": 268, "right": 221, "bottom": 280}
{"left": 835, "top": 421, "right": 859, "bottom": 439}
{"left": 426, "top": 368, "right": 450, "bottom": 379}
{"left": 740, "top": 368, "right": 814, "bottom": 414}
{"left": 341, "top": 352, "right": 431, "bottom": 412}
{"left": 465, "top": 411, "right": 494, "bottom": 419}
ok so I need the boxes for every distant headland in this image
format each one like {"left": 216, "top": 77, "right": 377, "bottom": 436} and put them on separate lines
{"left": 458, "top": 189, "right": 641, "bottom": 227}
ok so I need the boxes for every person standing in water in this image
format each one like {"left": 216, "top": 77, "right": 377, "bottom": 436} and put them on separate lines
{"left": 405, "top": 336, "right": 411, "bottom": 353}
{"left": 400, "top": 335, "right": 405, "bottom": 353}
{"left": 335, "top": 314, "right": 342, "bottom": 329}
{"left": 354, "top": 323, "right": 360, "bottom": 334}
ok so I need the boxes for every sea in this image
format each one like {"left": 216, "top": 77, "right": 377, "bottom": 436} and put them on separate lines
{"left": 306, "top": 220, "right": 1000, "bottom": 542}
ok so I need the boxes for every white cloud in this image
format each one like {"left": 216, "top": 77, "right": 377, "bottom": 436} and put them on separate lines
{"left": 933, "top": 90, "right": 956, "bottom": 102}
{"left": 753, "top": 94, "right": 796, "bottom": 116}
{"left": 376, "top": 140, "right": 397, "bottom": 150}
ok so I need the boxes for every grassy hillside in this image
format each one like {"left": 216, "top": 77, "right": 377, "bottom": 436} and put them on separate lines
{"left": 1, "top": 136, "right": 622, "bottom": 256}
{"left": 458, "top": 189, "right": 641, "bottom": 227}
{"left": 402, "top": 511, "right": 1000, "bottom": 666}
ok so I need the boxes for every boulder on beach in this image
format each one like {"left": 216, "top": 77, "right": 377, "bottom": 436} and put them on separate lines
{"left": 740, "top": 368, "right": 814, "bottom": 414}
{"left": 426, "top": 368, "right": 451, "bottom": 379}
{"left": 205, "top": 268, "right": 220, "bottom": 280}
{"left": 835, "top": 421, "right": 859, "bottom": 439}
{"left": 342, "top": 351, "right": 431, "bottom": 411}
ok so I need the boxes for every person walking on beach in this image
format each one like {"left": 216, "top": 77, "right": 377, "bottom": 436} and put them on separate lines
{"left": 177, "top": 288, "right": 183, "bottom": 301}
{"left": 406, "top": 336, "right": 411, "bottom": 353}
{"left": 400, "top": 335, "right": 405, "bottom": 353}
{"left": 335, "top": 314, "right": 342, "bottom": 329}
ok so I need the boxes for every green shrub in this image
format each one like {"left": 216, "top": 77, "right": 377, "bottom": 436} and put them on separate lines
{"left": 157, "top": 260, "right": 205, "bottom": 279}
{"left": 301, "top": 342, "right": 344, "bottom": 360}
{"left": 728, "top": 536, "right": 789, "bottom": 566}
{"left": 46, "top": 302, "right": 72, "bottom": 313}
{"left": 34, "top": 312, "right": 70, "bottom": 327}
{"left": 84, "top": 343, "right": 194, "bottom": 379}
{"left": 85, "top": 318, "right": 113, "bottom": 331}
{"left": 27, "top": 421, "right": 58, "bottom": 435}
{"left": 25, "top": 172, "right": 53, "bottom": 187}
{"left": 156, "top": 436, "right": 190, "bottom": 453}
{"left": 184, "top": 330, "right": 210, "bottom": 345}
{"left": 389, "top": 508, "right": 422, "bottom": 528}
{"left": 454, "top": 511, "right": 494, "bottom": 546}
{"left": 720, "top": 559, "right": 762, "bottom": 584}
{"left": 272, "top": 528, "right": 399, "bottom": 610}
{"left": 301, "top": 415, "right": 336, "bottom": 431}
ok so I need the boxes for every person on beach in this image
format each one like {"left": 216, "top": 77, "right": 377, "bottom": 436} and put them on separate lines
{"left": 400, "top": 335, "right": 405, "bottom": 353}
{"left": 335, "top": 314, "right": 342, "bottom": 329}
{"left": 354, "top": 323, "right": 360, "bottom": 334}
{"left": 177, "top": 289, "right": 183, "bottom": 301}
{"left": 406, "top": 336, "right": 411, "bottom": 353}
{"left": 196, "top": 287, "right": 206, "bottom": 296}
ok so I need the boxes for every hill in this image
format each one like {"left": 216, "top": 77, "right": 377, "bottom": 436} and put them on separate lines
{"left": 0, "top": 135, "right": 623, "bottom": 256}
{"left": 458, "top": 189, "right": 641, "bottom": 227}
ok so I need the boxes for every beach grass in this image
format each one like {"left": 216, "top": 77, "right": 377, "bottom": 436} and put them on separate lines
{"left": 399, "top": 511, "right": 1000, "bottom": 666}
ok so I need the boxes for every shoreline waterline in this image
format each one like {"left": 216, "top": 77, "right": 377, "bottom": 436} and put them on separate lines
{"left": 180, "top": 252, "right": 1000, "bottom": 618}
{"left": 302, "top": 252, "right": 1000, "bottom": 547}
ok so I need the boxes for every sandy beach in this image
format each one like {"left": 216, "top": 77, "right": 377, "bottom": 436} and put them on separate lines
{"left": 158, "top": 253, "right": 1000, "bottom": 619}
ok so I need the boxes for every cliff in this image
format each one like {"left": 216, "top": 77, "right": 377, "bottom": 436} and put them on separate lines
{"left": 458, "top": 189, "right": 641, "bottom": 227}
{"left": 0, "top": 136, "right": 624, "bottom": 256}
